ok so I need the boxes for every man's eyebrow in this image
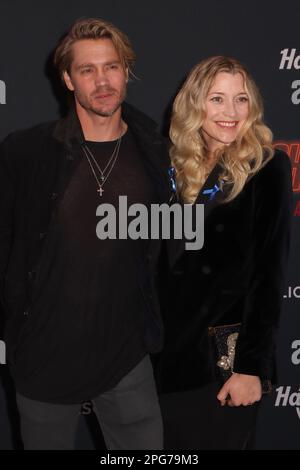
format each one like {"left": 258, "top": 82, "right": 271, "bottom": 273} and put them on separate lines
{"left": 74, "top": 63, "right": 94, "bottom": 70}
{"left": 75, "top": 60, "right": 121, "bottom": 70}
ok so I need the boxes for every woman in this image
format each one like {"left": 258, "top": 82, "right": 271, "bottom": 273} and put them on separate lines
{"left": 155, "top": 56, "right": 293, "bottom": 449}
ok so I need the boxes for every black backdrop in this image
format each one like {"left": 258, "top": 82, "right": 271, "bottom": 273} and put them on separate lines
{"left": 0, "top": 0, "right": 299, "bottom": 450}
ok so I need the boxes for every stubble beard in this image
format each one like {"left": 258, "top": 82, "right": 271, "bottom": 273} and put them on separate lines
{"left": 76, "top": 86, "right": 127, "bottom": 118}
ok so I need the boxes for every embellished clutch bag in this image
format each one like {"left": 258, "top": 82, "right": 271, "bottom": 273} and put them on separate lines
{"left": 208, "top": 322, "right": 272, "bottom": 394}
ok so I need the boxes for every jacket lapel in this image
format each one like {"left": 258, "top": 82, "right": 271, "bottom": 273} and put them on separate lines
{"left": 52, "top": 106, "right": 86, "bottom": 206}
{"left": 122, "top": 103, "right": 171, "bottom": 204}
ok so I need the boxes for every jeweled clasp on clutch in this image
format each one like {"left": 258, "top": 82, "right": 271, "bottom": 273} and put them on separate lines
{"left": 217, "top": 332, "right": 238, "bottom": 372}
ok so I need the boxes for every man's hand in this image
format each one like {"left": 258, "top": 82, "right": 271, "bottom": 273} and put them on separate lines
{"left": 217, "top": 373, "right": 262, "bottom": 407}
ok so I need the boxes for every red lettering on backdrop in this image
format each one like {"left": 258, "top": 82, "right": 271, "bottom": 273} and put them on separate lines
{"left": 274, "top": 142, "right": 300, "bottom": 193}
{"left": 274, "top": 142, "right": 300, "bottom": 217}
{"left": 294, "top": 201, "right": 300, "bottom": 217}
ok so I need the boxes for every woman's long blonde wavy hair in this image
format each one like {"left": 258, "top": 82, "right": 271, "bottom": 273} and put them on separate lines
{"left": 170, "top": 56, "right": 274, "bottom": 203}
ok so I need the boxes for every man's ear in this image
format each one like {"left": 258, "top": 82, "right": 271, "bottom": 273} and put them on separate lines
{"left": 63, "top": 70, "right": 75, "bottom": 91}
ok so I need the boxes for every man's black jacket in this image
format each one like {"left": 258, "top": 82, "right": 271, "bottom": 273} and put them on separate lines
{"left": 0, "top": 103, "right": 171, "bottom": 368}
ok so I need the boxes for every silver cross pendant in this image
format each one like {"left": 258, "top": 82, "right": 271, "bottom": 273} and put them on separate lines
{"left": 97, "top": 187, "right": 104, "bottom": 196}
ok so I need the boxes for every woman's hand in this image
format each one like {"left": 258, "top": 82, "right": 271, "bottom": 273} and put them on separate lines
{"left": 217, "top": 373, "right": 262, "bottom": 406}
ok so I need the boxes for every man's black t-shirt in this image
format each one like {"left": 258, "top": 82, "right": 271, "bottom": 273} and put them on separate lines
{"left": 15, "top": 129, "right": 155, "bottom": 403}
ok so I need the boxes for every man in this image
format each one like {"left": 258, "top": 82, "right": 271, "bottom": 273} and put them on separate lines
{"left": 0, "top": 18, "right": 170, "bottom": 450}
